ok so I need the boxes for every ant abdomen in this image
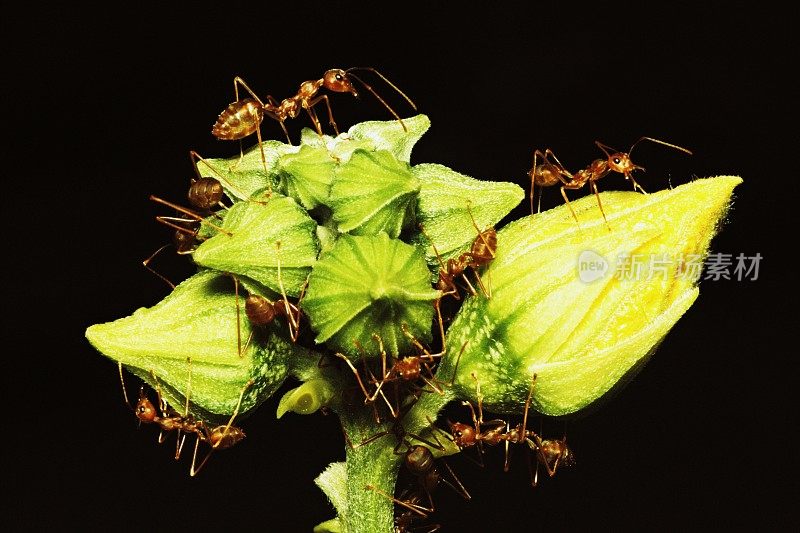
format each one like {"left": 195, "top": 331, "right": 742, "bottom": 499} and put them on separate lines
{"left": 188, "top": 177, "right": 224, "bottom": 210}
{"left": 245, "top": 294, "right": 277, "bottom": 326}
{"left": 207, "top": 426, "right": 246, "bottom": 449}
{"left": 212, "top": 98, "right": 264, "bottom": 140}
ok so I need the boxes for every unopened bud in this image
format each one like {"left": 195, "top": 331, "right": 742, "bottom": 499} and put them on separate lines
{"left": 446, "top": 176, "right": 742, "bottom": 416}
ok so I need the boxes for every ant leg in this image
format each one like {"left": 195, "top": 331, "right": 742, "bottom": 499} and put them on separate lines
{"left": 189, "top": 150, "right": 248, "bottom": 202}
{"left": 263, "top": 95, "right": 293, "bottom": 145}
{"left": 590, "top": 180, "right": 611, "bottom": 230}
{"left": 174, "top": 357, "right": 194, "bottom": 460}
{"left": 233, "top": 276, "right": 244, "bottom": 357}
{"left": 365, "top": 485, "right": 431, "bottom": 518}
{"left": 559, "top": 186, "right": 581, "bottom": 226}
{"left": 190, "top": 380, "right": 253, "bottom": 477}
{"left": 230, "top": 77, "right": 269, "bottom": 175}
{"left": 335, "top": 353, "right": 375, "bottom": 403}
{"left": 142, "top": 244, "right": 176, "bottom": 290}
{"left": 233, "top": 76, "right": 266, "bottom": 106}
{"left": 440, "top": 458, "right": 472, "bottom": 500}
{"left": 308, "top": 94, "right": 340, "bottom": 136}
{"left": 275, "top": 242, "right": 300, "bottom": 342}
{"left": 150, "top": 196, "right": 232, "bottom": 236}
{"left": 529, "top": 149, "right": 537, "bottom": 215}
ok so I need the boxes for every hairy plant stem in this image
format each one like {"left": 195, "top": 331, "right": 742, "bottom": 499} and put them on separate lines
{"left": 335, "top": 347, "right": 461, "bottom": 532}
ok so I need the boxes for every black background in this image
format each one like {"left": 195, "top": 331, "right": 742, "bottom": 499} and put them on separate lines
{"left": 8, "top": 3, "right": 796, "bottom": 531}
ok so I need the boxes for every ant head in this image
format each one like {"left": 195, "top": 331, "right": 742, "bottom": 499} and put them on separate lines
{"left": 134, "top": 396, "right": 158, "bottom": 423}
{"left": 323, "top": 69, "right": 358, "bottom": 96}
{"left": 448, "top": 421, "right": 475, "bottom": 447}
{"left": 596, "top": 141, "right": 644, "bottom": 179}
{"left": 396, "top": 357, "right": 422, "bottom": 380}
{"left": 607, "top": 151, "right": 641, "bottom": 177}
{"left": 173, "top": 230, "right": 197, "bottom": 253}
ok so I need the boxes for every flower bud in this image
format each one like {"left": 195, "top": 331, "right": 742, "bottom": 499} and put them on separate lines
{"left": 191, "top": 195, "right": 319, "bottom": 297}
{"left": 276, "top": 378, "right": 336, "bottom": 418}
{"left": 328, "top": 150, "right": 420, "bottom": 238}
{"left": 85, "top": 270, "right": 296, "bottom": 418}
{"left": 445, "top": 176, "right": 742, "bottom": 416}
{"left": 302, "top": 233, "right": 441, "bottom": 358}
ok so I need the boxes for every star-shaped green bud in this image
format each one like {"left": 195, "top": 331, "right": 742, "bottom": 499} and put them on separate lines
{"left": 302, "top": 233, "right": 441, "bottom": 358}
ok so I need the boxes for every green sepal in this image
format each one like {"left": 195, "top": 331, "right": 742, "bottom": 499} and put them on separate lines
{"left": 315, "top": 462, "right": 348, "bottom": 525}
{"left": 191, "top": 195, "right": 319, "bottom": 297}
{"left": 194, "top": 141, "right": 298, "bottom": 200}
{"left": 346, "top": 114, "right": 431, "bottom": 162}
{"left": 278, "top": 144, "right": 337, "bottom": 210}
{"left": 85, "top": 270, "right": 294, "bottom": 419}
{"left": 328, "top": 150, "right": 420, "bottom": 238}
{"left": 299, "top": 114, "right": 431, "bottom": 163}
{"left": 302, "top": 233, "right": 440, "bottom": 357}
{"left": 411, "top": 163, "right": 524, "bottom": 269}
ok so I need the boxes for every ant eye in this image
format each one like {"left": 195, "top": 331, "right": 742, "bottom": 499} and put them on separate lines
{"left": 613, "top": 157, "right": 621, "bottom": 164}
{"left": 335, "top": 74, "right": 343, "bottom": 81}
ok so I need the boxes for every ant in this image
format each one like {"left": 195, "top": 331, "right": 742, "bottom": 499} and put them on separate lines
{"left": 117, "top": 361, "right": 253, "bottom": 476}
{"left": 423, "top": 203, "right": 497, "bottom": 301}
{"left": 143, "top": 194, "right": 232, "bottom": 289}
{"left": 528, "top": 136, "right": 693, "bottom": 227}
{"left": 336, "top": 310, "right": 466, "bottom": 420}
{"left": 448, "top": 372, "right": 574, "bottom": 486}
{"left": 365, "top": 419, "right": 469, "bottom": 529}
{"left": 211, "top": 68, "right": 417, "bottom": 169}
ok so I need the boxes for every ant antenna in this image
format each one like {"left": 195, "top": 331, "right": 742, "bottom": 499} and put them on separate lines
{"left": 345, "top": 68, "right": 416, "bottom": 131}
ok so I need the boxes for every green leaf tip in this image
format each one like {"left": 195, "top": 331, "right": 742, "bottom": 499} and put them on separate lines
{"left": 446, "top": 176, "right": 742, "bottom": 416}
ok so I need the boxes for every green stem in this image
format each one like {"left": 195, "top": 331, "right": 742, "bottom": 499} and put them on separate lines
{"left": 339, "top": 410, "right": 400, "bottom": 533}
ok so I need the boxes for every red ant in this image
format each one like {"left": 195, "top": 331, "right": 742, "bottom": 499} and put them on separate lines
{"left": 143, "top": 194, "right": 232, "bottom": 289}
{"left": 365, "top": 418, "right": 469, "bottom": 529}
{"left": 422, "top": 202, "right": 497, "bottom": 301}
{"left": 336, "top": 313, "right": 466, "bottom": 420}
{"left": 211, "top": 68, "right": 417, "bottom": 170}
{"left": 117, "top": 361, "right": 253, "bottom": 476}
{"left": 528, "top": 137, "right": 693, "bottom": 227}
{"left": 448, "top": 372, "right": 574, "bottom": 486}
